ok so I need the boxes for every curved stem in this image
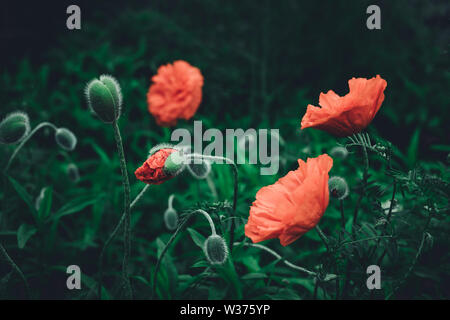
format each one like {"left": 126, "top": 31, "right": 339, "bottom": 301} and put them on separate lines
{"left": 187, "top": 154, "right": 238, "bottom": 251}
{"left": 0, "top": 243, "right": 31, "bottom": 298}
{"left": 168, "top": 194, "right": 175, "bottom": 210}
{"left": 97, "top": 184, "right": 150, "bottom": 299}
{"left": 151, "top": 209, "right": 216, "bottom": 298}
{"left": 112, "top": 121, "right": 132, "bottom": 299}
{"left": 5, "top": 122, "right": 58, "bottom": 172}
{"left": 235, "top": 242, "right": 316, "bottom": 276}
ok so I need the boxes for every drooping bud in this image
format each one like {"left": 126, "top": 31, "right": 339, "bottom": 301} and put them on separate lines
{"left": 85, "top": 75, "right": 122, "bottom": 123}
{"left": 55, "top": 128, "right": 77, "bottom": 151}
{"left": 164, "top": 208, "right": 178, "bottom": 231}
{"left": 0, "top": 112, "right": 30, "bottom": 145}
{"left": 330, "top": 146, "right": 349, "bottom": 160}
{"left": 328, "top": 176, "right": 349, "bottom": 200}
{"left": 66, "top": 163, "right": 80, "bottom": 183}
{"left": 187, "top": 159, "right": 211, "bottom": 179}
{"left": 204, "top": 235, "right": 228, "bottom": 265}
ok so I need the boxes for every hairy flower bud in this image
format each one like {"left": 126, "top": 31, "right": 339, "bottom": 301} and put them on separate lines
{"left": 204, "top": 235, "right": 228, "bottom": 265}
{"left": 0, "top": 112, "right": 30, "bottom": 145}
{"left": 85, "top": 75, "right": 122, "bottom": 123}
{"left": 55, "top": 128, "right": 77, "bottom": 151}
{"left": 164, "top": 208, "right": 178, "bottom": 231}
{"left": 164, "top": 150, "right": 186, "bottom": 176}
{"left": 330, "top": 146, "right": 349, "bottom": 160}
{"left": 328, "top": 176, "right": 349, "bottom": 200}
{"left": 66, "top": 163, "right": 80, "bottom": 183}
{"left": 187, "top": 160, "right": 211, "bottom": 179}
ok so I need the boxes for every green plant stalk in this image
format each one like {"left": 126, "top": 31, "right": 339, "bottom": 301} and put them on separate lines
{"left": 97, "top": 184, "right": 149, "bottom": 299}
{"left": 187, "top": 154, "right": 238, "bottom": 252}
{"left": 0, "top": 243, "right": 31, "bottom": 298}
{"left": 315, "top": 225, "right": 329, "bottom": 252}
{"left": 5, "top": 122, "right": 57, "bottom": 172}
{"left": 112, "top": 121, "right": 132, "bottom": 299}
{"left": 339, "top": 199, "right": 345, "bottom": 229}
{"left": 352, "top": 138, "right": 369, "bottom": 235}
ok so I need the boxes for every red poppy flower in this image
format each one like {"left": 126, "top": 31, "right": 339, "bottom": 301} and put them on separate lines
{"left": 245, "top": 154, "right": 333, "bottom": 246}
{"left": 135, "top": 148, "right": 176, "bottom": 185}
{"left": 147, "top": 60, "right": 204, "bottom": 127}
{"left": 301, "top": 75, "right": 387, "bottom": 137}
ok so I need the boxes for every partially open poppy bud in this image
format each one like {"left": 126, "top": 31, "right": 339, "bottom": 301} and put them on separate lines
{"left": 135, "top": 146, "right": 185, "bottom": 185}
{"left": 330, "top": 146, "right": 348, "bottom": 160}
{"left": 66, "top": 163, "right": 80, "bottom": 182}
{"left": 204, "top": 235, "right": 228, "bottom": 265}
{"left": 55, "top": 128, "right": 77, "bottom": 151}
{"left": 85, "top": 75, "right": 122, "bottom": 123}
{"left": 0, "top": 112, "right": 30, "bottom": 145}
{"left": 164, "top": 208, "right": 178, "bottom": 231}
{"left": 328, "top": 176, "right": 349, "bottom": 200}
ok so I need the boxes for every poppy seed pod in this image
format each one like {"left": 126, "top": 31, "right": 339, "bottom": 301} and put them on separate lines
{"left": 0, "top": 112, "right": 30, "bottom": 145}
{"left": 204, "top": 234, "right": 228, "bottom": 265}
{"left": 85, "top": 75, "right": 122, "bottom": 123}
{"left": 163, "top": 208, "right": 178, "bottom": 231}
{"left": 328, "top": 176, "right": 349, "bottom": 200}
{"left": 55, "top": 128, "right": 77, "bottom": 151}
{"left": 330, "top": 146, "right": 349, "bottom": 160}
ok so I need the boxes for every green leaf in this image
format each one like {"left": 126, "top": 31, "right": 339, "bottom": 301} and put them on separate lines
{"left": 37, "top": 187, "right": 53, "bottom": 221}
{"left": 52, "top": 194, "right": 101, "bottom": 220}
{"left": 8, "top": 176, "right": 38, "bottom": 221}
{"left": 17, "top": 224, "right": 37, "bottom": 249}
{"left": 407, "top": 128, "right": 420, "bottom": 167}
{"left": 187, "top": 227, "right": 206, "bottom": 249}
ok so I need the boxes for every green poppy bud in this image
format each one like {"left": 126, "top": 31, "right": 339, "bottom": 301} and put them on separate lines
{"left": 55, "top": 128, "right": 77, "bottom": 151}
{"left": 0, "top": 112, "right": 30, "bottom": 145}
{"left": 204, "top": 235, "right": 228, "bottom": 265}
{"left": 330, "top": 146, "right": 348, "bottom": 160}
{"left": 66, "top": 163, "right": 80, "bottom": 183}
{"left": 85, "top": 75, "right": 122, "bottom": 123}
{"left": 187, "top": 160, "right": 211, "bottom": 179}
{"left": 328, "top": 176, "right": 349, "bottom": 200}
{"left": 164, "top": 208, "right": 178, "bottom": 231}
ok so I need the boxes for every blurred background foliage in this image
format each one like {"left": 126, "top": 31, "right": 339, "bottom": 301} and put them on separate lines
{"left": 0, "top": 0, "right": 449, "bottom": 299}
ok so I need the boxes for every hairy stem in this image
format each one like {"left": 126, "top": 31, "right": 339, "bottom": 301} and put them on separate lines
{"left": 5, "top": 122, "right": 58, "bottom": 172}
{"left": 315, "top": 225, "right": 329, "bottom": 252}
{"left": 187, "top": 154, "right": 238, "bottom": 252}
{"left": 340, "top": 199, "right": 345, "bottom": 229}
{"left": 352, "top": 135, "right": 369, "bottom": 235}
{"left": 0, "top": 243, "right": 31, "bottom": 298}
{"left": 112, "top": 121, "right": 132, "bottom": 299}
{"left": 97, "top": 184, "right": 150, "bottom": 299}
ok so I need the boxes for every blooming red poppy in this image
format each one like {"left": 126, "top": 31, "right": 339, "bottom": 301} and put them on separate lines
{"left": 245, "top": 154, "right": 333, "bottom": 246}
{"left": 135, "top": 148, "right": 177, "bottom": 185}
{"left": 147, "top": 60, "right": 204, "bottom": 127}
{"left": 300, "top": 75, "right": 387, "bottom": 137}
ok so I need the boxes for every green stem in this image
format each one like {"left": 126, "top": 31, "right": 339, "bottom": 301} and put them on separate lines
{"left": 340, "top": 199, "right": 345, "bottom": 229}
{"left": 187, "top": 154, "right": 238, "bottom": 252}
{"left": 352, "top": 135, "right": 369, "bottom": 235}
{"left": 315, "top": 225, "right": 329, "bottom": 252}
{"left": 112, "top": 121, "right": 132, "bottom": 299}
{"left": 5, "top": 122, "right": 58, "bottom": 172}
{"left": 0, "top": 243, "right": 31, "bottom": 298}
{"left": 97, "top": 184, "right": 150, "bottom": 299}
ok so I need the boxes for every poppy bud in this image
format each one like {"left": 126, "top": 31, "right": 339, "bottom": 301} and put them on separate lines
{"left": 55, "top": 128, "right": 77, "bottom": 151}
{"left": 187, "top": 160, "right": 211, "bottom": 179}
{"left": 203, "top": 235, "right": 228, "bottom": 265}
{"left": 328, "top": 176, "right": 349, "bottom": 200}
{"left": 163, "top": 208, "right": 178, "bottom": 231}
{"left": 66, "top": 163, "right": 80, "bottom": 183}
{"left": 0, "top": 112, "right": 30, "bottom": 145}
{"left": 330, "top": 146, "right": 348, "bottom": 160}
{"left": 135, "top": 146, "right": 186, "bottom": 185}
{"left": 85, "top": 75, "right": 122, "bottom": 123}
